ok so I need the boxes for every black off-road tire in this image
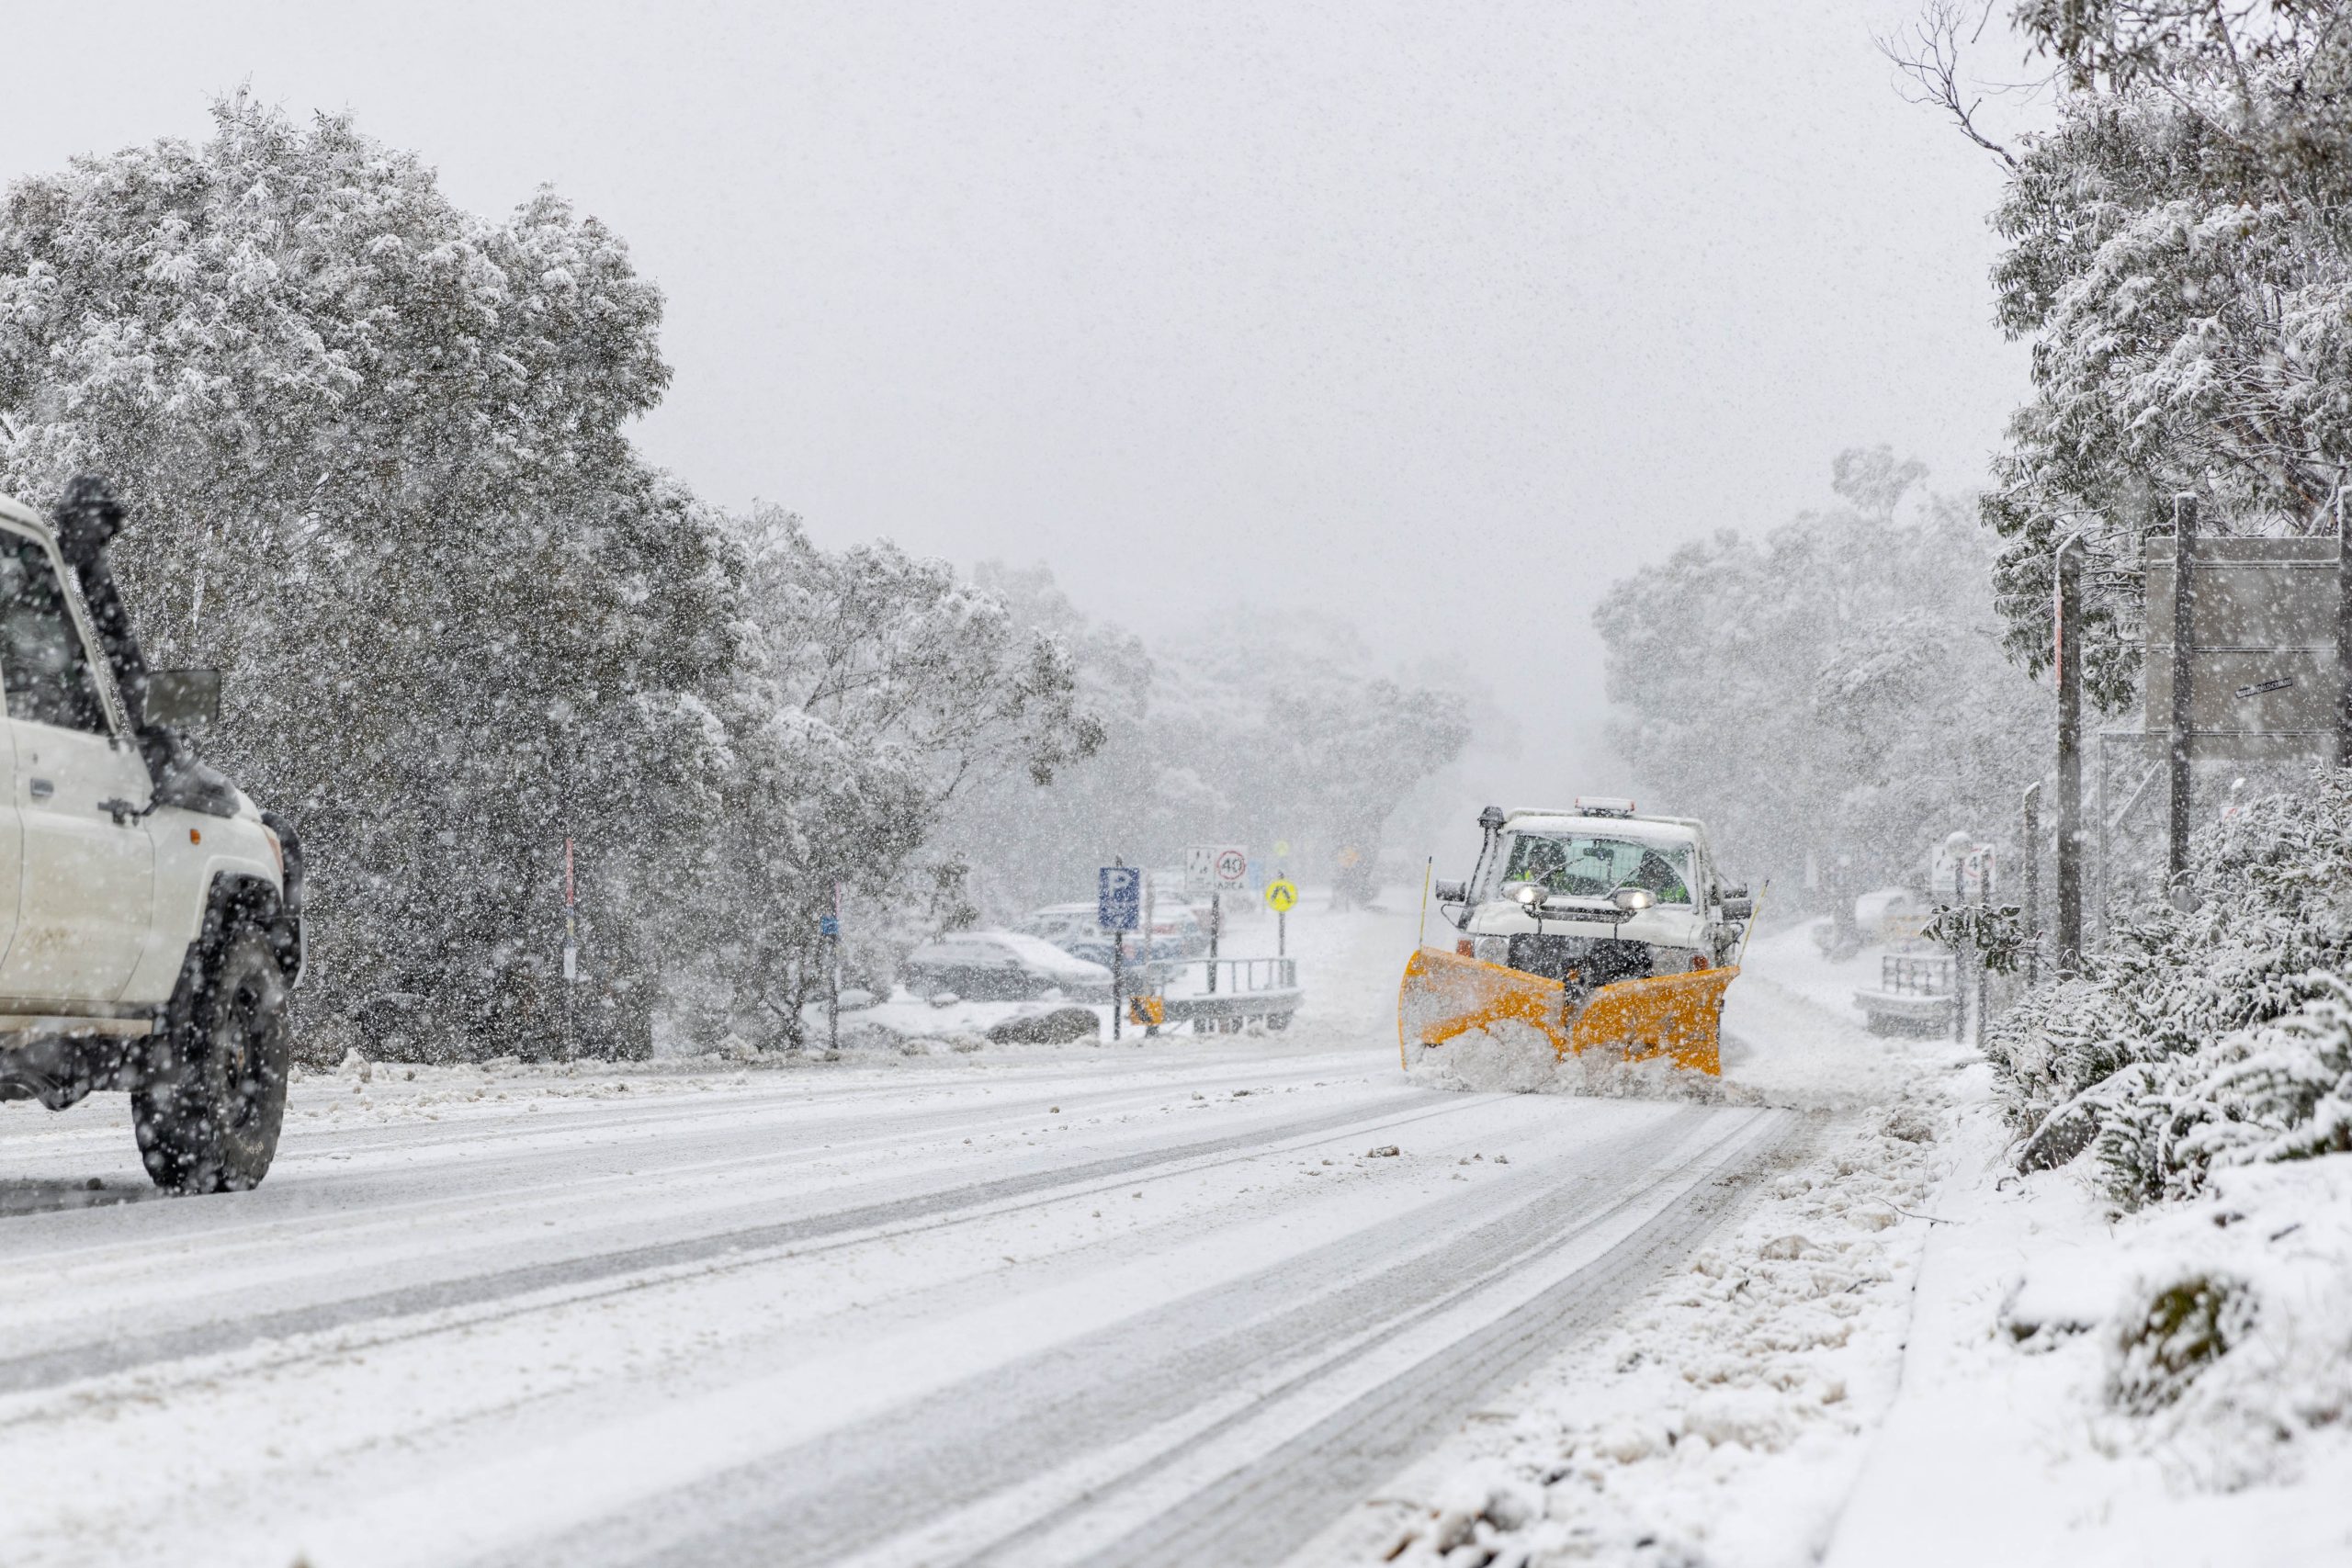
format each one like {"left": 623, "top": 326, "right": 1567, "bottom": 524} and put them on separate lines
{"left": 133, "top": 927, "right": 293, "bottom": 1194}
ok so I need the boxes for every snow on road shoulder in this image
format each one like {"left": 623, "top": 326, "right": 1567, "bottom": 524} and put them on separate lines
{"left": 1305, "top": 931, "right": 1968, "bottom": 1567}
{"left": 1826, "top": 1079, "right": 2352, "bottom": 1568}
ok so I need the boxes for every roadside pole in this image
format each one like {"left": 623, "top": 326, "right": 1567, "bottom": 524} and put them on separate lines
{"left": 1976, "top": 850, "right": 1992, "bottom": 1052}
{"left": 2022, "top": 783, "right": 2041, "bottom": 988}
{"left": 1206, "top": 891, "right": 1220, "bottom": 995}
{"left": 1100, "top": 862, "right": 1140, "bottom": 1044}
{"left": 821, "top": 884, "right": 842, "bottom": 1054}
{"left": 1951, "top": 855, "right": 1967, "bottom": 1045}
{"left": 2337, "top": 488, "right": 2350, "bottom": 768}
{"left": 561, "top": 836, "right": 578, "bottom": 1063}
{"left": 2055, "top": 534, "right": 2085, "bottom": 967}
{"left": 2168, "top": 496, "right": 2198, "bottom": 889}
{"left": 1263, "top": 875, "right": 1299, "bottom": 981}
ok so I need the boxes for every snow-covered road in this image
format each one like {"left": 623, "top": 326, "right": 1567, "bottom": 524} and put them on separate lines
{"left": 0, "top": 1036, "right": 1792, "bottom": 1567}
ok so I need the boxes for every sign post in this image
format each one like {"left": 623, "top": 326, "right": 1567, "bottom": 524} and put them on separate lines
{"left": 2021, "top": 783, "right": 2041, "bottom": 988}
{"left": 1098, "top": 863, "right": 1142, "bottom": 1042}
{"left": 2054, "top": 534, "right": 2084, "bottom": 967}
{"left": 820, "top": 888, "right": 842, "bottom": 1054}
{"left": 1951, "top": 851, "right": 1967, "bottom": 1044}
{"left": 1264, "top": 874, "right": 1299, "bottom": 957}
{"left": 1191, "top": 845, "right": 1247, "bottom": 995}
{"left": 2339, "top": 486, "right": 2351, "bottom": 767}
{"left": 1975, "top": 849, "right": 1994, "bottom": 1051}
{"left": 2167, "top": 496, "right": 2199, "bottom": 890}
{"left": 561, "top": 837, "right": 578, "bottom": 1062}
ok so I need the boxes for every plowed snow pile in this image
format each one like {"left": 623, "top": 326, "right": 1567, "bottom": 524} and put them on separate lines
{"left": 1406, "top": 1021, "right": 1747, "bottom": 1104}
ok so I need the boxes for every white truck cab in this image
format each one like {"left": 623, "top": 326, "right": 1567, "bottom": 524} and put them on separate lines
{"left": 0, "top": 483, "right": 304, "bottom": 1193}
{"left": 1436, "top": 799, "right": 1750, "bottom": 984}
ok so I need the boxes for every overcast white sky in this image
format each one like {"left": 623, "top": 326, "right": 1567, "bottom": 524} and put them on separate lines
{"left": 5, "top": 1, "right": 2034, "bottom": 804}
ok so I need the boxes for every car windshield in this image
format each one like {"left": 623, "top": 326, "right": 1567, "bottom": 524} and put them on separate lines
{"left": 1497, "top": 832, "right": 1692, "bottom": 906}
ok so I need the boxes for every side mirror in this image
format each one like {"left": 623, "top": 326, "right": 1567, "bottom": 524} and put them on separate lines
{"left": 1723, "top": 884, "right": 1750, "bottom": 900}
{"left": 144, "top": 669, "right": 221, "bottom": 728}
{"left": 1433, "top": 878, "right": 1468, "bottom": 904}
{"left": 1724, "top": 897, "right": 1755, "bottom": 920}
{"left": 1611, "top": 886, "right": 1656, "bottom": 913}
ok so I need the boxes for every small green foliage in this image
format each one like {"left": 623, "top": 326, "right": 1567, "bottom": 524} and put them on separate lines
{"left": 2109, "top": 1273, "right": 2256, "bottom": 1415}
{"left": 1926, "top": 902, "right": 2028, "bottom": 976}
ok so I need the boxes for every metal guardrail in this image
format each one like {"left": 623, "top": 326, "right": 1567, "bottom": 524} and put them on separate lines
{"left": 1120, "top": 956, "right": 1303, "bottom": 1033}
{"left": 1184, "top": 957, "right": 1297, "bottom": 995}
{"left": 1879, "top": 954, "right": 1955, "bottom": 998}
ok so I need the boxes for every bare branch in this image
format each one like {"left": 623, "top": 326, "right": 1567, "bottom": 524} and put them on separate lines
{"left": 1877, "top": 0, "right": 2022, "bottom": 170}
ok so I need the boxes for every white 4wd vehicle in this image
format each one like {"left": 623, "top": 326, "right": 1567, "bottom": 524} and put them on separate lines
{"left": 0, "top": 481, "right": 303, "bottom": 1194}
{"left": 1436, "top": 799, "right": 1750, "bottom": 985}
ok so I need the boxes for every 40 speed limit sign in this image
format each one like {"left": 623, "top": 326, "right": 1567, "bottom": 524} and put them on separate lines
{"left": 1190, "top": 844, "right": 1249, "bottom": 893}
{"left": 1263, "top": 878, "right": 1299, "bottom": 912}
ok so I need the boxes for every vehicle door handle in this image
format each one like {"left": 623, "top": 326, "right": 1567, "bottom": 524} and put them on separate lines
{"left": 27, "top": 778, "right": 51, "bottom": 800}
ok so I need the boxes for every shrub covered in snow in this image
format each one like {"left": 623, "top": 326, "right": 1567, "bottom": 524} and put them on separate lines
{"left": 1990, "top": 770, "right": 2352, "bottom": 1202}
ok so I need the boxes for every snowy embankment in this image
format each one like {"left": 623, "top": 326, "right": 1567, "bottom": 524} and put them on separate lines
{"left": 1831, "top": 1085, "right": 2352, "bottom": 1568}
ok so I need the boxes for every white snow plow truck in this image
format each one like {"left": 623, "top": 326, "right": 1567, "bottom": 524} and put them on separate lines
{"left": 1400, "top": 798, "right": 1750, "bottom": 1075}
{"left": 0, "top": 479, "right": 303, "bottom": 1193}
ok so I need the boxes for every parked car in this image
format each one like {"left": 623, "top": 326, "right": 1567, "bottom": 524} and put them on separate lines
{"left": 1017, "top": 900, "right": 1203, "bottom": 962}
{"left": 901, "top": 931, "right": 1111, "bottom": 1000}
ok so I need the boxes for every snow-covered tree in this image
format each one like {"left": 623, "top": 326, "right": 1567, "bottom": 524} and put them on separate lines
{"left": 1600, "top": 449, "right": 2045, "bottom": 896}
{"left": 1951, "top": 4, "right": 2352, "bottom": 708}
{"left": 698, "top": 511, "right": 1099, "bottom": 1046}
{"left": 0, "top": 96, "right": 741, "bottom": 1057}
{"left": 1994, "top": 767, "right": 2352, "bottom": 1202}
{"left": 946, "top": 579, "right": 1473, "bottom": 915}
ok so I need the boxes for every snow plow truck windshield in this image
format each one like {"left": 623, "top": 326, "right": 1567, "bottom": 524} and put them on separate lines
{"left": 1495, "top": 832, "right": 1692, "bottom": 906}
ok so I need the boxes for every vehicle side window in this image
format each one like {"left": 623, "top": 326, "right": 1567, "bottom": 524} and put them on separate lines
{"left": 0, "top": 535, "right": 109, "bottom": 735}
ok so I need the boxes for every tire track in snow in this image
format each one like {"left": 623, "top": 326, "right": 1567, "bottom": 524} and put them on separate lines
{"left": 1065, "top": 1111, "right": 1803, "bottom": 1567}
{"left": 0, "top": 1090, "right": 1488, "bottom": 1398}
{"left": 494, "top": 1107, "right": 1790, "bottom": 1568}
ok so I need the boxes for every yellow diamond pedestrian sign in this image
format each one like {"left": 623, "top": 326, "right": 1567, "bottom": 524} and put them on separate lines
{"left": 1264, "top": 878, "right": 1299, "bottom": 912}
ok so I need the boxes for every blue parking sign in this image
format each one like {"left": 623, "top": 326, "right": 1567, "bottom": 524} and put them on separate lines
{"left": 819, "top": 915, "right": 840, "bottom": 938}
{"left": 1097, "top": 865, "right": 1142, "bottom": 932}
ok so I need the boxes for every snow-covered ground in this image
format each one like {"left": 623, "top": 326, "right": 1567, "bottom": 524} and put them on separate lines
{"left": 6, "top": 903, "right": 2329, "bottom": 1566}
{"left": 1828, "top": 1077, "right": 2352, "bottom": 1568}
{"left": 0, "top": 893, "right": 1792, "bottom": 1568}
{"left": 1330, "top": 919, "right": 2352, "bottom": 1568}
{"left": 1300, "top": 920, "right": 1961, "bottom": 1566}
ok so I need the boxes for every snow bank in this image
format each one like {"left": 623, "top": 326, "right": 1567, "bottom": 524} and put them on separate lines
{"left": 1828, "top": 1082, "right": 2352, "bottom": 1566}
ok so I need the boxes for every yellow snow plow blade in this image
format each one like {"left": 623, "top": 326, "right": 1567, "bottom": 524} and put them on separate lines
{"left": 1396, "top": 949, "right": 1736, "bottom": 1076}
{"left": 1571, "top": 964, "right": 1736, "bottom": 1075}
